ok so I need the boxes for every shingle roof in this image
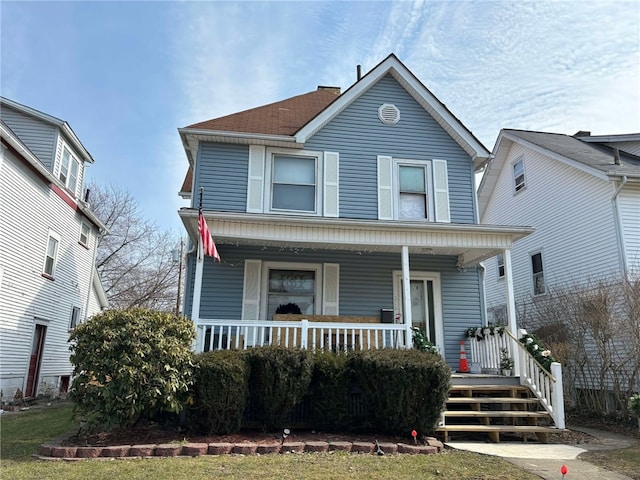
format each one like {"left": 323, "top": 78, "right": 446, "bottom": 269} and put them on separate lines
{"left": 185, "top": 88, "right": 341, "bottom": 136}
{"left": 504, "top": 129, "right": 640, "bottom": 177}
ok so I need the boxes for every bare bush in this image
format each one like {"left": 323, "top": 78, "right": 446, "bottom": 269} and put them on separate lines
{"left": 516, "top": 276, "right": 640, "bottom": 416}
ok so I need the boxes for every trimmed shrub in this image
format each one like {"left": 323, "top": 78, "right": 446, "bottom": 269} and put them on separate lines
{"left": 349, "top": 349, "right": 450, "bottom": 436}
{"left": 307, "top": 351, "right": 351, "bottom": 431}
{"left": 69, "top": 309, "right": 195, "bottom": 429}
{"left": 246, "top": 346, "right": 313, "bottom": 430}
{"left": 191, "top": 350, "right": 249, "bottom": 434}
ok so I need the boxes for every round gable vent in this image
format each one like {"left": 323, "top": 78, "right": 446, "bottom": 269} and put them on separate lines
{"left": 378, "top": 103, "right": 400, "bottom": 125}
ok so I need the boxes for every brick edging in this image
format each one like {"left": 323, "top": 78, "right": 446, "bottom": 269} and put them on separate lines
{"left": 36, "top": 438, "right": 444, "bottom": 460}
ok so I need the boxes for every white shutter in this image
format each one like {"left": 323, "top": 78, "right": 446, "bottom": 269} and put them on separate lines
{"left": 377, "top": 155, "right": 393, "bottom": 220}
{"left": 322, "top": 263, "right": 340, "bottom": 315}
{"left": 241, "top": 259, "right": 262, "bottom": 345}
{"left": 247, "top": 146, "right": 265, "bottom": 213}
{"left": 432, "top": 159, "right": 451, "bottom": 223}
{"left": 323, "top": 151, "right": 339, "bottom": 217}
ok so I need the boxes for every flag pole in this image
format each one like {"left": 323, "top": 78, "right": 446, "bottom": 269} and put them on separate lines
{"left": 192, "top": 188, "right": 205, "bottom": 326}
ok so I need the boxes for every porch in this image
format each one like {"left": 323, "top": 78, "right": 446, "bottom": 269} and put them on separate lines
{"left": 195, "top": 316, "right": 565, "bottom": 440}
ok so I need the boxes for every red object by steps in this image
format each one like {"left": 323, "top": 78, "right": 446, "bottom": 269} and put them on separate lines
{"left": 458, "top": 340, "right": 470, "bottom": 373}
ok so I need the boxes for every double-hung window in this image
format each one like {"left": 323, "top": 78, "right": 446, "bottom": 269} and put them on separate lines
{"left": 60, "top": 146, "right": 80, "bottom": 195}
{"left": 513, "top": 158, "right": 525, "bottom": 192}
{"left": 531, "top": 252, "right": 545, "bottom": 295}
{"left": 267, "top": 269, "right": 317, "bottom": 319}
{"left": 79, "top": 222, "right": 90, "bottom": 247}
{"left": 497, "top": 253, "right": 505, "bottom": 278}
{"left": 271, "top": 155, "right": 317, "bottom": 213}
{"left": 43, "top": 230, "right": 60, "bottom": 278}
{"left": 398, "top": 165, "right": 428, "bottom": 219}
{"left": 69, "top": 306, "right": 81, "bottom": 330}
{"left": 378, "top": 156, "right": 450, "bottom": 222}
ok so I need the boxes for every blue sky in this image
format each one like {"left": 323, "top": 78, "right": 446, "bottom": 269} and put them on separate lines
{"left": 2, "top": 1, "right": 639, "bottom": 233}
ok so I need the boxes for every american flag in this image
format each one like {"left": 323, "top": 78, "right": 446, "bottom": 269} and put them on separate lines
{"left": 198, "top": 210, "right": 220, "bottom": 262}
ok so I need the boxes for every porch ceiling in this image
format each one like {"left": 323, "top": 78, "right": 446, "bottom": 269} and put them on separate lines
{"left": 178, "top": 210, "right": 533, "bottom": 268}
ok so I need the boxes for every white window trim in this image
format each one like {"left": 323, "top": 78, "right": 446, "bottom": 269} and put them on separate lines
{"left": 79, "top": 222, "right": 90, "bottom": 247}
{"left": 392, "top": 270, "right": 444, "bottom": 357}
{"left": 513, "top": 157, "right": 526, "bottom": 194}
{"left": 530, "top": 250, "right": 546, "bottom": 296}
{"left": 393, "top": 158, "right": 434, "bottom": 221}
{"left": 58, "top": 142, "right": 80, "bottom": 195}
{"left": 43, "top": 230, "right": 61, "bottom": 277}
{"left": 260, "top": 261, "right": 323, "bottom": 320}
{"left": 263, "top": 147, "right": 323, "bottom": 216}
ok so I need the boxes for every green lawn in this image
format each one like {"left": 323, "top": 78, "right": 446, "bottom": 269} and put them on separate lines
{"left": 0, "top": 403, "right": 541, "bottom": 479}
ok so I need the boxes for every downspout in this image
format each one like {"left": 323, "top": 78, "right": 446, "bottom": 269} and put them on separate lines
{"left": 83, "top": 226, "right": 101, "bottom": 320}
{"left": 612, "top": 175, "right": 629, "bottom": 278}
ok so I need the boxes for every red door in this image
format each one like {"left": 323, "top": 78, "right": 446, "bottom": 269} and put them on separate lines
{"left": 25, "top": 325, "right": 46, "bottom": 397}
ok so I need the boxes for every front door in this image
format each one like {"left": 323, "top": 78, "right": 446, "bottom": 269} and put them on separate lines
{"left": 26, "top": 324, "right": 46, "bottom": 397}
{"left": 393, "top": 272, "right": 444, "bottom": 356}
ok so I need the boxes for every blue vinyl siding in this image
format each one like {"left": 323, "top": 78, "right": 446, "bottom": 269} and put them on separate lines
{"left": 188, "top": 245, "right": 482, "bottom": 363}
{"left": 195, "top": 143, "right": 248, "bottom": 211}
{"left": 305, "top": 74, "right": 476, "bottom": 223}
{"left": 1, "top": 106, "right": 57, "bottom": 170}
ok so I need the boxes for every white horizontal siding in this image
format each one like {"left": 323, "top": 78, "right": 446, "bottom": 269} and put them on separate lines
{"left": 605, "top": 141, "right": 640, "bottom": 157}
{"left": 0, "top": 148, "right": 99, "bottom": 396}
{"left": 483, "top": 142, "right": 621, "bottom": 310}
{"left": 618, "top": 183, "right": 640, "bottom": 275}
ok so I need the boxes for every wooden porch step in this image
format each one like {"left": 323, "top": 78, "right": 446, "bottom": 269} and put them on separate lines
{"left": 436, "top": 424, "right": 558, "bottom": 443}
{"left": 443, "top": 410, "right": 549, "bottom": 418}
{"left": 450, "top": 385, "right": 530, "bottom": 393}
{"left": 446, "top": 397, "right": 540, "bottom": 404}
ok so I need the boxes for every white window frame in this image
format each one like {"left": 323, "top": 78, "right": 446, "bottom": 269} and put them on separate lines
{"left": 59, "top": 144, "right": 80, "bottom": 195}
{"left": 393, "top": 159, "right": 434, "bottom": 220}
{"left": 264, "top": 148, "right": 323, "bottom": 216}
{"left": 497, "top": 253, "right": 505, "bottom": 279}
{"left": 79, "top": 222, "right": 90, "bottom": 247}
{"left": 513, "top": 157, "right": 526, "bottom": 193}
{"left": 530, "top": 251, "right": 546, "bottom": 296}
{"left": 43, "top": 230, "right": 61, "bottom": 278}
{"left": 69, "top": 306, "right": 81, "bottom": 330}
{"left": 261, "top": 261, "right": 323, "bottom": 320}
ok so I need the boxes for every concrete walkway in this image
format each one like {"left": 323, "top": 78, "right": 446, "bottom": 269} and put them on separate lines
{"left": 445, "top": 426, "right": 637, "bottom": 480}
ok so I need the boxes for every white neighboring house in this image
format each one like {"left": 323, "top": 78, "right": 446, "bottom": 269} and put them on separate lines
{"left": 0, "top": 97, "right": 108, "bottom": 400}
{"left": 478, "top": 129, "right": 640, "bottom": 321}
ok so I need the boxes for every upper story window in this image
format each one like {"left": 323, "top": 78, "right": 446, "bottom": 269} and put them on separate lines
{"left": 497, "top": 253, "right": 505, "bottom": 278}
{"left": 69, "top": 306, "right": 81, "bottom": 330}
{"left": 398, "top": 164, "right": 428, "bottom": 219}
{"left": 246, "top": 146, "right": 338, "bottom": 217}
{"left": 79, "top": 222, "right": 90, "bottom": 247}
{"left": 513, "top": 158, "right": 525, "bottom": 192}
{"left": 531, "top": 251, "right": 545, "bottom": 295}
{"left": 60, "top": 146, "right": 80, "bottom": 195}
{"left": 271, "top": 155, "right": 317, "bottom": 213}
{"left": 43, "top": 230, "right": 60, "bottom": 278}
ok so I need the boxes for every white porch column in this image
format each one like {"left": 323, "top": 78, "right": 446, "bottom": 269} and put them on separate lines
{"left": 503, "top": 249, "right": 520, "bottom": 374}
{"left": 401, "top": 246, "right": 413, "bottom": 348}
{"left": 191, "top": 240, "right": 205, "bottom": 350}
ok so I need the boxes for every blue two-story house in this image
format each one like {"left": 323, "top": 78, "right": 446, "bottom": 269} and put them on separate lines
{"left": 177, "top": 55, "right": 532, "bottom": 367}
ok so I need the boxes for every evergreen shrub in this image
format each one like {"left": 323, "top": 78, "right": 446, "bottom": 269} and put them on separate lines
{"left": 245, "top": 346, "right": 313, "bottom": 430}
{"left": 191, "top": 350, "right": 249, "bottom": 434}
{"left": 69, "top": 309, "right": 195, "bottom": 429}
{"left": 307, "top": 351, "right": 351, "bottom": 431}
{"left": 349, "top": 349, "right": 450, "bottom": 436}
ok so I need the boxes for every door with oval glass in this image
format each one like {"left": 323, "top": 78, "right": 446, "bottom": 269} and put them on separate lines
{"left": 393, "top": 272, "right": 444, "bottom": 356}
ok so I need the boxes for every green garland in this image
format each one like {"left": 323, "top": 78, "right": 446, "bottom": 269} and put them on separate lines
{"left": 519, "top": 332, "right": 556, "bottom": 373}
{"left": 464, "top": 324, "right": 506, "bottom": 341}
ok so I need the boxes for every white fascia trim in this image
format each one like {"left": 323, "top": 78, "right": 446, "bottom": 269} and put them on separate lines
{"left": 179, "top": 128, "right": 301, "bottom": 146}
{"left": 1, "top": 124, "right": 107, "bottom": 232}
{"left": 579, "top": 134, "right": 640, "bottom": 143}
{"left": 294, "top": 56, "right": 490, "bottom": 161}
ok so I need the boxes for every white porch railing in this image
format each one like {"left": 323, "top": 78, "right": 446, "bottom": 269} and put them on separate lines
{"left": 468, "top": 327, "right": 565, "bottom": 429}
{"left": 196, "top": 319, "right": 409, "bottom": 352}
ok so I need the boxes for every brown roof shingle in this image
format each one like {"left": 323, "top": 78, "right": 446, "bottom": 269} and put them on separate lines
{"left": 185, "top": 87, "right": 340, "bottom": 136}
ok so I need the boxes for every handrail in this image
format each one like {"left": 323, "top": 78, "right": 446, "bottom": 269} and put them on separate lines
{"left": 504, "top": 328, "right": 556, "bottom": 382}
